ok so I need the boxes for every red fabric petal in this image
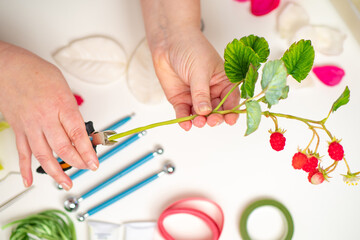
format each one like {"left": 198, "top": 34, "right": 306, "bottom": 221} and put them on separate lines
{"left": 74, "top": 94, "right": 84, "bottom": 106}
{"left": 251, "top": 0, "right": 280, "bottom": 16}
{"left": 312, "top": 65, "right": 345, "bottom": 86}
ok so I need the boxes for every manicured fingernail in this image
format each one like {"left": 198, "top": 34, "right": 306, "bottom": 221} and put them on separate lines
{"left": 198, "top": 102, "right": 212, "bottom": 113}
{"left": 23, "top": 178, "right": 29, "bottom": 188}
{"left": 88, "top": 162, "right": 98, "bottom": 171}
{"left": 61, "top": 182, "right": 71, "bottom": 191}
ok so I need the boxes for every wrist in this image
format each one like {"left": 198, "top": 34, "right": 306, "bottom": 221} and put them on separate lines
{"left": 140, "top": 0, "right": 201, "bottom": 57}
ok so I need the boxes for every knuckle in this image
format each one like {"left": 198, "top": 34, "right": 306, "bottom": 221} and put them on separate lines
{"left": 18, "top": 152, "right": 30, "bottom": 163}
{"left": 33, "top": 153, "right": 51, "bottom": 164}
{"left": 193, "top": 90, "right": 209, "bottom": 100}
{"left": 68, "top": 127, "right": 85, "bottom": 142}
{"left": 55, "top": 143, "right": 73, "bottom": 158}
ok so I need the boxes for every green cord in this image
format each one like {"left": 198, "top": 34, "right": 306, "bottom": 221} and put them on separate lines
{"left": 239, "top": 199, "right": 294, "bottom": 240}
{"left": 2, "top": 209, "right": 76, "bottom": 240}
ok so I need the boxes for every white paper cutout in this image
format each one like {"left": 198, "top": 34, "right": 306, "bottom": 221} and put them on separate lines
{"left": 292, "top": 25, "right": 346, "bottom": 56}
{"left": 53, "top": 36, "right": 127, "bottom": 84}
{"left": 277, "top": 2, "right": 310, "bottom": 40}
{"left": 126, "top": 38, "right": 165, "bottom": 105}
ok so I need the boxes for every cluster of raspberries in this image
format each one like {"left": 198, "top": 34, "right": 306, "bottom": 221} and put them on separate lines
{"left": 292, "top": 140, "right": 344, "bottom": 185}
{"left": 269, "top": 131, "right": 345, "bottom": 185}
{"left": 292, "top": 152, "right": 323, "bottom": 184}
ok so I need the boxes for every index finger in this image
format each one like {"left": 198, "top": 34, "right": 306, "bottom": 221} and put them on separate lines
{"left": 59, "top": 108, "right": 99, "bottom": 171}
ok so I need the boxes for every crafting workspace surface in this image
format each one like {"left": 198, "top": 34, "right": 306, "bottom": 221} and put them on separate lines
{"left": 0, "top": 0, "right": 360, "bottom": 239}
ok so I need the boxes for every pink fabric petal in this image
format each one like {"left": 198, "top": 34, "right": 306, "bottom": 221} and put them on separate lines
{"left": 312, "top": 65, "right": 345, "bottom": 86}
{"left": 74, "top": 94, "right": 84, "bottom": 106}
{"left": 251, "top": 0, "right": 280, "bottom": 16}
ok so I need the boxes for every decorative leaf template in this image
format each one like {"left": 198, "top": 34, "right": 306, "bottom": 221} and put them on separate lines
{"left": 53, "top": 36, "right": 127, "bottom": 84}
{"left": 126, "top": 38, "right": 165, "bottom": 104}
{"left": 277, "top": 2, "right": 310, "bottom": 40}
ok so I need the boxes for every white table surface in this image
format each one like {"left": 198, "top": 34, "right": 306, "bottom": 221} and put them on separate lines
{"left": 0, "top": 0, "right": 360, "bottom": 239}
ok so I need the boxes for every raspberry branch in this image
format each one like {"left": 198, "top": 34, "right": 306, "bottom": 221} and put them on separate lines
{"left": 107, "top": 35, "right": 357, "bottom": 186}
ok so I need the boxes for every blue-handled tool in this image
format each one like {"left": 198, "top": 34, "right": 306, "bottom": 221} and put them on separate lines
{"left": 63, "top": 148, "right": 164, "bottom": 212}
{"left": 57, "top": 131, "right": 146, "bottom": 189}
{"left": 77, "top": 163, "right": 175, "bottom": 221}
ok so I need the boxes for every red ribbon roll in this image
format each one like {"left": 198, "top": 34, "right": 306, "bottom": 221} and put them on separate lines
{"left": 157, "top": 198, "right": 224, "bottom": 240}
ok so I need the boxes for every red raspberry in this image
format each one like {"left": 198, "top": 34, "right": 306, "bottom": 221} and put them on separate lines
{"left": 328, "top": 141, "right": 344, "bottom": 161}
{"left": 292, "top": 152, "right": 307, "bottom": 169}
{"left": 302, "top": 156, "right": 318, "bottom": 173}
{"left": 270, "top": 132, "right": 286, "bottom": 151}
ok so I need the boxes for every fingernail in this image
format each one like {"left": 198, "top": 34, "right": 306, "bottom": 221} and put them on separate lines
{"left": 61, "top": 182, "right": 71, "bottom": 191}
{"left": 88, "top": 162, "right": 98, "bottom": 171}
{"left": 198, "top": 102, "right": 212, "bottom": 114}
{"left": 23, "top": 178, "right": 29, "bottom": 188}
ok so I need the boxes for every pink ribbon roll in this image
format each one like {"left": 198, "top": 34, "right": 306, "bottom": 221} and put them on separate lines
{"left": 157, "top": 198, "right": 224, "bottom": 240}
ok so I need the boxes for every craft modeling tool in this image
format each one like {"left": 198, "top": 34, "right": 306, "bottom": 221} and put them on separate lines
{"left": 64, "top": 148, "right": 164, "bottom": 212}
{"left": 0, "top": 186, "right": 34, "bottom": 212}
{"left": 77, "top": 163, "right": 175, "bottom": 221}
{"left": 57, "top": 131, "right": 146, "bottom": 189}
{"left": 37, "top": 114, "right": 134, "bottom": 174}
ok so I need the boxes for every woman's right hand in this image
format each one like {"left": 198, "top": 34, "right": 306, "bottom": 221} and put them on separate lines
{"left": 0, "top": 42, "right": 99, "bottom": 190}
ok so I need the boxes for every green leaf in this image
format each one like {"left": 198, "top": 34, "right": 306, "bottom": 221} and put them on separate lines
{"left": 331, "top": 86, "right": 350, "bottom": 113}
{"left": 0, "top": 121, "right": 9, "bottom": 132}
{"left": 240, "top": 35, "right": 270, "bottom": 63}
{"left": 280, "top": 85, "right": 289, "bottom": 100}
{"left": 224, "top": 39, "right": 260, "bottom": 83}
{"left": 261, "top": 60, "right": 288, "bottom": 106}
{"left": 281, "top": 39, "right": 315, "bottom": 82}
{"left": 241, "top": 64, "right": 258, "bottom": 98}
{"left": 260, "top": 86, "right": 289, "bottom": 109}
{"left": 245, "top": 100, "right": 262, "bottom": 136}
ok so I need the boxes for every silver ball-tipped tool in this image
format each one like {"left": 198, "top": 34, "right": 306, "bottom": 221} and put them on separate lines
{"left": 64, "top": 196, "right": 82, "bottom": 212}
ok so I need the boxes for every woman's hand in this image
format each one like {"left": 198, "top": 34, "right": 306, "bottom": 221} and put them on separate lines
{"left": 0, "top": 42, "right": 99, "bottom": 190}
{"left": 141, "top": 0, "right": 240, "bottom": 130}
{"left": 152, "top": 29, "right": 240, "bottom": 130}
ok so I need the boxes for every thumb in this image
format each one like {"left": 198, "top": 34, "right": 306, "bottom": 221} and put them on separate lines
{"left": 190, "top": 71, "right": 212, "bottom": 115}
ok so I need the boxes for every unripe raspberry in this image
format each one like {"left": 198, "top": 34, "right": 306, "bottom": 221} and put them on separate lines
{"left": 310, "top": 172, "right": 325, "bottom": 185}
{"left": 328, "top": 141, "right": 344, "bottom": 161}
{"left": 292, "top": 152, "right": 307, "bottom": 169}
{"left": 269, "top": 131, "right": 286, "bottom": 151}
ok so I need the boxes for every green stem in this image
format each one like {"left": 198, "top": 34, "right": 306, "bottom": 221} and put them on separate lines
{"left": 325, "top": 161, "right": 337, "bottom": 171}
{"left": 213, "top": 82, "right": 241, "bottom": 111}
{"left": 264, "top": 111, "right": 321, "bottom": 124}
{"left": 320, "top": 123, "right": 333, "bottom": 139}
{"left": 327, "top": 161, "right": 338, "bottom": 174}
{"left": 109, "top": 110, "right": 331, "bottom": 142}
{"left": 343, "top": 157, "right": 351, "bottom": 173}
{"left": 108, "top": 114, "right": 197, "bottom": 140}
{"left": 231, "top": 90, "right": 265, "bottom": 111}
{"left": 304, "top": 130, "right": 315, "bottom": 152}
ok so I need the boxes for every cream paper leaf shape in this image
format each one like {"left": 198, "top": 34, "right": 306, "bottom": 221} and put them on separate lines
{"left": 277, "top": 2, "right": 310, "bottom": 40}
{"left": 292, "top": 25, "right": 346, "bottom": 56}
{"left": 53, "top": 36, "right": 127, "bottom": 84}
{"left": 126, "top": 38, "right": 165, "bottom": 105}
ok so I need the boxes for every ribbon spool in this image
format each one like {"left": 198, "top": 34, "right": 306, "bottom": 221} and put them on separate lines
{"left": 239, "top": 199, "right": 294, "bottom": 240}
{"left": 157, "top": 198, "right": 224, "bottom": 240}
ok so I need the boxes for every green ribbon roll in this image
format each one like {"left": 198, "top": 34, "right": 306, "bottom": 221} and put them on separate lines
{"left": 239, "top": 199, "right": 294, "bottom": 240}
